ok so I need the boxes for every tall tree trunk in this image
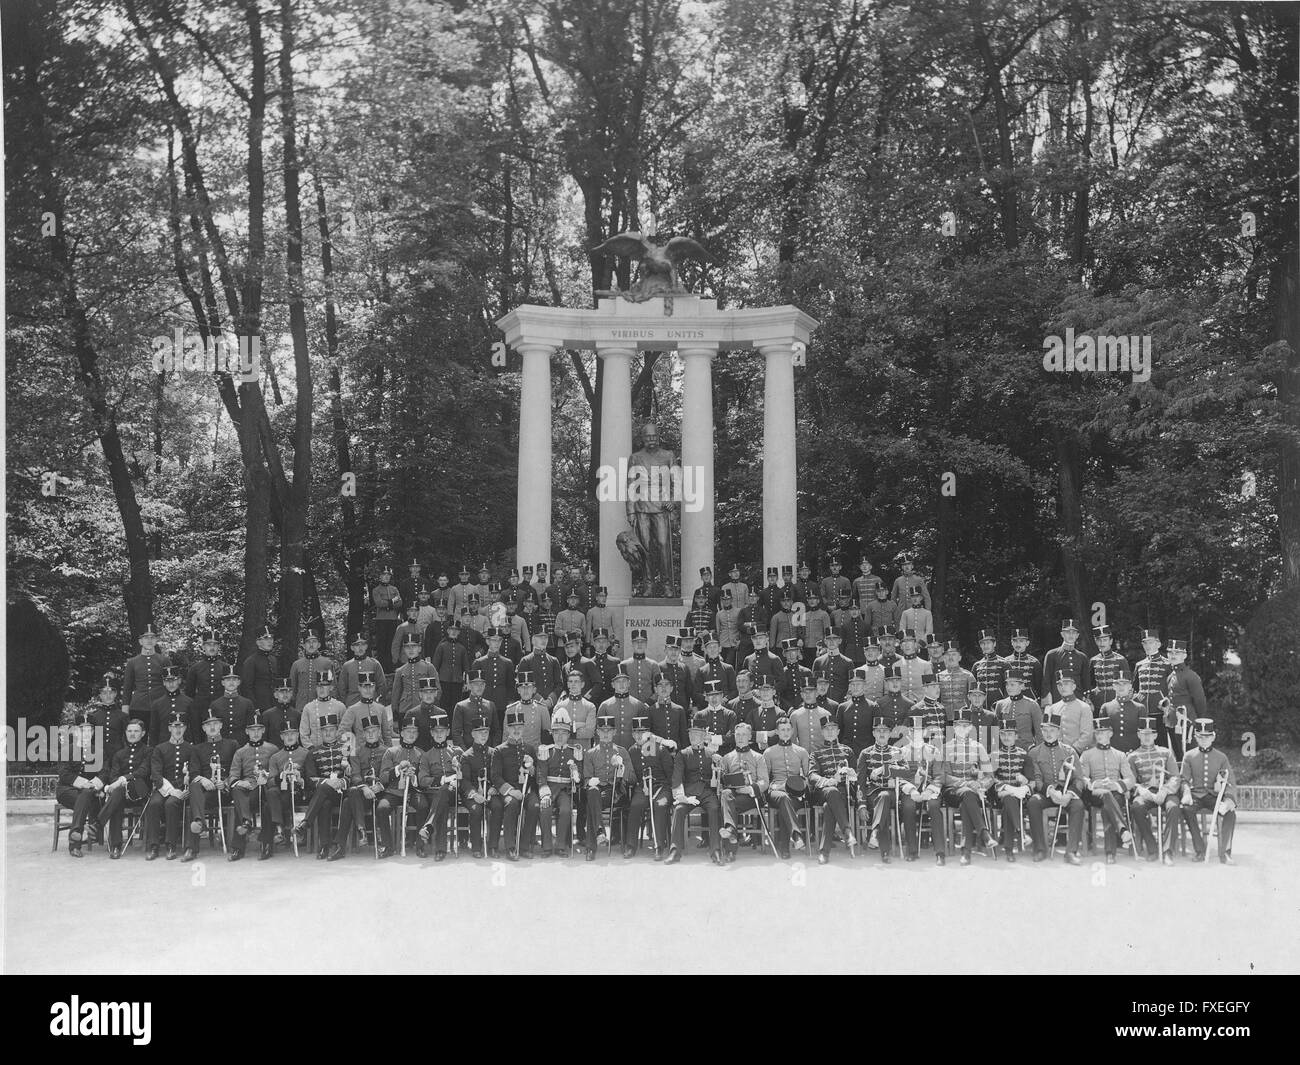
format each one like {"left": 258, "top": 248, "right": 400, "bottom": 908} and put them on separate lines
{"left": 1274, "top": 246, "right": 1300, "bottom": 587}
{"left": 277, "top": 0, "right": 312, "bottom": 653}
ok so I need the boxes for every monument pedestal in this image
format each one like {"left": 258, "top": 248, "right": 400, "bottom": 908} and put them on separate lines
{"left": 622, "top": 598, "right": 686, "bottom": 660}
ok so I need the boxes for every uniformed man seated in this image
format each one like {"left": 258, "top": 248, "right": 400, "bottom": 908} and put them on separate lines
{"left": 581, "top": 712, "right": 632, "bottom": 861}
{"left": 491, "top": 707, "right": 538, "bottom": 861}
{"left": 1179, "top": 717, "right": 1237, "bottom": 865}
{"left": 665, "top": 710, "right": 722, "bottom": 865}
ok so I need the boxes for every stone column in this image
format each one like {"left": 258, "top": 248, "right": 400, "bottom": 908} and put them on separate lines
{"left": 679, "top": 345, "right": 717, "bottom": 607}
{"left": 516, "top": 342, "right": 555, "bottom": 576}
{"left": 761, "top": 341, "right": 798, "bottom": 578}
{"left": 596, "top": 345, "right": 635, "bottom": 606}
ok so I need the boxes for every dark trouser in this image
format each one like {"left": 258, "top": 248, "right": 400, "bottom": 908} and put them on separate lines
{"left": 1027, "top": 792, "right": 1084, "bottom": 854}
{"left": 627, "top": 784, "right": 670, "bottom": 853}
{"left": 375, "top": 621, "right": 399, "bottom": 670}
{"left": 57, "top": 786, "right": 101, "bottom": 840}
{"left": 941, "top": 786, "right": 988, "bottom": 853}
{"left": 670, "top": 792, "right": 720, "bottom": 853}
{"left": 301, "top": 783, "right": 345, "bottom": 845}
{"left": 583, "top": 784, "right": 626, "bottom": 851}
{"left": 1131, "top": 794, "right": 1179, "bottom": 855}
{"left": 229, "top": 786, "right": 274, "bottom": 851}
{"left": 987, "top": 787, "right": 1027, "bottom": 851}
{"left": 465, "top": 794, "right": 489, "bottom": 854}
{"left": 818, "top": 784, "right": 858, "bottom": 854}
{"left": 767, "top": 791, "right": 806, "bottom": 850}
{"left": 336, "top": 787, "right": 378, "bottom": 849}
{"left": 440, "top": 683, "right": 462, "bottom": 712}
{"left": 723, "top": 646, "right": 741, "bottom": 670}
{"left": 185, "top": 785, "right": 232, "bottom": 850}
{"left": 539, "top": 787, "right": 574, "bottom": 851}
{"left": 1084, "top": 789, "right": 1130, "bottom": 855}
{"left": 1182, "top": 792, "right": 1236, "bottom": 857}
{"left": 490, "top": 791, "right": 538, "bottom": 854}
{"left": 98, "top": 782, "right": 149, "bottom": 847}
{"left": 144, "top": 790, "right": 186, "bottom": 847}
{"left": 422, "top": 784, "right": 459, "bottom": 852}
{"left": 900, "top": 791, "right": 945, "bottom": 856}
{"left": 379, "top": 789, "right": 428, "bottom": 850}
{"left": 266, "top": 785, "right": 295, "bottom": 828}
{"left": 855, "top": 786, "right": 892, "bottom": 855}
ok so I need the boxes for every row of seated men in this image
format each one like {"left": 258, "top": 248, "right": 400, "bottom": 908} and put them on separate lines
{"left": 56, "top": 652, "right": 1237, "bottom": 867}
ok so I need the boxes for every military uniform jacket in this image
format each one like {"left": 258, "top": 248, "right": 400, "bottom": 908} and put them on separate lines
{"left": 1049, "top": 697, "right": 1095, "bottom": 752}
{"left": 742, "top": 649, "right": 783, "bottom": 691}
{"left": 891, "top": 574, "right": 930, "bottom": 609}
{"left": 621, "top": 654, "right": 657, "bottom": 705}
{"left": 491, "top": 740, "right": 537, "bottom": 794}
{"left": 835, "top": 696, "right": 880, "bottom": 756}
{"left": 270, "top": 743, "right": 311, "bottom": 789}
{"left": 722, "top": 580, "right": 750, "bottom": 611}
{"left": 1127, "top": 746, "right": 1178, "bottom": 790}
{"left": 184, "top": 656, "right": 229, "bottom": 713}
{"left": 338, "top": 699, "right": 395, "bottom": 748}
{"left": 597, "top": 693, "right": 644, "bottom": 752}
{"left": 1027, "top": 741, "right": 1081, "bottom": 796}
{"left": 390, "top": 622, "right": 426, "bottom": 670}
{"left": 728, "top": 693, "right": 760, "bottom": 727}
{"left": 418, "top": 742, "right": 463, "bottom": 790}
{"left": 190, "top": 738, "right": 238, "bottom": 785}
{"left": 789, "top": 703, "right": 829, "bottom": 755}
{"left": 516, "top": 650, "right": 563, "bottom": 705}
{"left": 972, "top": 654, "right": 1009, "bottom": 703}
{"left": 389, "top": 658, "right": 438, "bottom": 718}
{"left": 340, "top": 656, "right": 388, "bottom": 706}
{"left": 1042, "top": 644, "right": 1090, "bottom": 704}
{"left": 672, "top": 744, "right": 718, "bottom": 798}
{"left": 347, "top": 741, "right": 388, "bottom": 790}
{"left": 59, "top": 739, "right": 105, "bottom": 788}
{"left": 941, "top": 737, "right": 992, "bottom": 788}
{"left": 584, "top": 741, "right": 632, "bottom": 789}
{"left": 506, "top": 699, "right": 550, "bottom": 748}
{"left": 472, "top": 652, "right": 516, "bottom": 714}
{"left": 875, "top": 690, "right": 917, "bottom": 732}
{"left": 768, "top": 610, "right": 800, "bottom": 648}
{"left": 762, "top": 742, "right": 810, "bottom": 792}
{"left": 1167, "top": 664, "right": 1207, "bottom": 725}
{"left": 715, "top": 606, "right": 741, "bottom": 649}
{"left": 1180, "top": 746, "right": 1235, "bottom": 802}
{"left": 590, "top": 653, "right": 621, "bottom": 706}
{"left": 992, "top": 695, "right": 1042, "bottom": 749}
{"left": 452, "top": 696, "right": 499, "bottom": 749}
{"left": 648, "top": 699, "right": 689, "bottom": 751}
{"left": 892, "top": 739, "right": 941, "bottom": 789}
{"left": 448, "top": 581, "right": 476, "bottom": 618}
{"left": 698, "top": 705, "right": 738, "bottom": 755}
{"left": 776, "top": 661, "right": 812, "bottom": 709}
{"left": 836, "top": 615, "right": 871, "bottom": 665}
{"left": 230, "top": 740, "right": 277, "bottom": 786}
{"left": 149, "top": 691, "right": 193, "bottom": 746}
{"left": 108, "top": 740, "right": 153, "bottom": 799}
{"left": 810, "top": 740, "right": 856, "bottom": 793}
{"left": 691, "top": 582, "right": 721, "bottom": 613}
{"left": 123, "top": 652, "right": 173, "bottom": 715}
{"left": 896, "top": 654, "right": 929, "bottom": 702}
{"left": 306, "top": 740, "right": 351, "bottom": 791}
{"left": 585, "top": 606, "right": 615, "bottom": 645}
{"left": 537, "top": 742, "right": 580, "bottom": 792}
{"left": 652, "top": 658, "right": 694, "bottom": 709}
{"left": 852, "top": 573, "right": 885, "bottom": 607}
{"left": 1001, "top": 652, "right": 1043, "bottom": 700}
{"left": 431, "top": 640, "right": 470, "bottom": 684}
{"left": 1088, "top": 651, "right": 1132, "bottom": 704}
{"left": 1101, "top": 696, "right": 1146, "bottom": 752}
{"left": 554, "top": 609, "right": 587, "bottom": 640}
{"left": 635, "top": 738, "right": 681, "bottom": 790}
{"left": 371, "top": 581, "right": 402, "bottom": 621}
{"left": 289, "top": 654, "right": 339, "bottom": 710}
{"left": 380, "top": 743, "right": 424, "bottom": 796}
{"left": 991, "top": 745, "right": 1035, "bottom": 787}
{"left": 1079, "top": 745, "right": 1135, "bottom": 792}
{"left": 559, "top": 655, "right": 600, "bottom": 702}
{"left": 553, "top": 695, "right": 596, "bottom": 747}
{"left": 207, "top": 693, "right": 254, "bottom": 743}
{"left": 758, "top": 582, "right": 784, "bottom": 616}
{"left": 717, "top": 745, "right": 767, "bottom": 792}
{"left": 908, "top": 696, "right": 945, "bottom": 738}
{"left": 863, "top": 597, "right": 900, "bottom": 634}
{"left": 855, "top": 742, "right": 898, "bottom": 795}
{"left": 459, "top": 743, "right": 494, "bottom": 799}
{"left": 694, "top": 656, "right": 738, "bottom": 707}
{"left": 299, "top": 697, "right": 348, "bottom": 749}
{"left": 150, "top": 740, "right": 193, "bottom": 791}
{"left": 257, "top": 704, "right": 295, "bottom": 748}
{"left": 937, "top": 667, "right": 976, "bottom": 716}
{"left": 811, "top": 651, "right": 852, "bottom": 704}
{"left": 240, "top": 651, "right": 279, "bottom": 712}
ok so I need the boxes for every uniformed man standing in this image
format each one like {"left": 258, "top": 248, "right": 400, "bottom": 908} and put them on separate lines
{"left": 340, "top": 670, "right": 396, "bottom": 747}
{"left": 389, "top": 633, "right": 437, "bottom": 720}
{"left": 665, "top": 710, "right": 723, "bottom": 864}
{"left": 1002, "top": 627, "right": 1043, "bottom": 703}
{"left": 300, "top": 669, "right": 347, "bottom": 749}
{"left": 836, "top": 600, "right": 871, "bottom": 666}
{"left": 813, "top": 630, "right": 853, "bottom": 705}
{"left": 722, "top": 563, "right": 750, "bottom": 612}
{"left": 558, "top": 631, "right": 599, "bottom": 701}
{"left": 1042, "top": 620, "right": 1091, "bottom": 706}
{"left": 122, "top": 625, "right": 171, "bottom": 721}
{"left": 877, "top": 663, "right": 919, "bottom": 737}
{"left": 144, "top": 710, "right": 192, "bottom": 861}
{"left": 585, "top": 586, "right": 615, "bottom": 649}
{"left": 371, "top": 566, "right": 403, "bottom": 672}
{"left": 836, "top": 667, "right": 880, "bottom": 757}
{"left": 694, "top": 632, "right": 737, "bottom": 707}
{"left": 741, "top": 625, "right": 783, "bottom": 692}
{"left": 715, "top": 590, "right": 742, "bottom": 668}
{"left": 517, "top": 627, "right": 563, "bottom": 708}
{"left": 789, "top": 677, "right": 829, "bottom": 756}
{"left": 339, "top": 632, "right": 388, "bottom": 706}
{"left": 184, "top": 629, "right": 229, "bottom": 723}
{"left": 149, "top": 666, "right": 192, "bottom": 746}
{"left": 853, "top": 558, "right": 884, "bottom": 608}
{"left": 1179, "top": 717, "right": 1237, "bottom": 864}
{"left": 1101, "top": 673, "right": 1145, "bottom": 753}
{"left": 1164, "top": 639, "right": 1207, "bottom": 760}
{"left": 1088, "top": 624, "right": 1132, "bottom": 712}
{"left": 937, "top": 641, "right": 975, "bottom": 721}
{"left": 390, "top": 602, "right": 425, "bottom": 668}
{"left": 1047, "top": 671, "right": 1095, "bottom": 753}
{"left": 208, "top": 665, "right": 254, "bottom": 743}
{"left": 993, "top": 669, "right": 1042, "bottom": 750}
{"left": 432, "top": 617, "right": 470, "bottom": 712}
{"left": 864, "top": 584, "right": 898, "bottom": 637}
{"left": 473, "top": 628, "right": 517, "bottom": 721}
{"left": 288, "top": 629, "right": 338, "bottom": 711}
{"left": 775, "top": 637, "right": 811, "bottom": 710}
{"left": 971, "top": 629, "right": 1008, "bottom": 705}
{"left": 453, "top": 669, "right": 500, "bottom": 749}
{"left": 890, "top": 556, "right": 930, "bottom": 609}
{"left": 240, "top": 625, "right": 279, "bottom": 713}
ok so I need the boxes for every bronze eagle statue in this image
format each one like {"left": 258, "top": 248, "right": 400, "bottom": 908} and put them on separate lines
{"left": 592, "top": 232, "right": 709, "bottom": 304}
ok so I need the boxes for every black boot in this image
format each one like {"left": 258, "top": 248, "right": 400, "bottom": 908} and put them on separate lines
{"left": 146, "top": 845, "right": 160, "bottom": 861}
{"left": 259, "top": 843, "right": 273, "bottom": 860}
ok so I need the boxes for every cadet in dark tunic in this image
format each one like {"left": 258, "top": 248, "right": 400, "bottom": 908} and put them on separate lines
{"left": 144, "top": 711, "right": 192, "bottom": 860}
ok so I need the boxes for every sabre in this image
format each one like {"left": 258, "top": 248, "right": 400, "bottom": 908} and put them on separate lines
{"left": 211, "top": 754, "right": 227, "bottom": 854}
{"left": 1050, "top": 763, "right": 1074, "bottom": 859}
{"left": 743, "top": 761, "right": 781, "bottom": 859}
{"left": 366, "top": 769, "right": 380, "bottom": 859}
{"left": 842, "top": 756, "right": 857, "bottom": 859}
{"left": 643, "top": 764, "right": 660, "bottom": 853}
{"left": 1154, "top": 760, "right": 1166, "bottom": 859}
{"left": 1208, "top": 769, "right": 1230, "bottom": 844}
{"left": 124, "top": 788, "right": 153, "bottom": 851}
{"left": 480, "top": 766, "right": 490, "bottom": 858}
{"left": 515, "top": 760, "right": 529, "bottom": 856}
{"left": 287, "top": 767, "right": 299, "bottom": 858}
{"left": 401, "top": 771, "right": 410, "bottom": 858}
{"left": 450, "top": 753, "right": 462, "bottom": 856}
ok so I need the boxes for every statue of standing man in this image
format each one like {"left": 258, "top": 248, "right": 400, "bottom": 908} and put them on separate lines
{"left": 627, "top": 422, "right": 678, "bottom": 597}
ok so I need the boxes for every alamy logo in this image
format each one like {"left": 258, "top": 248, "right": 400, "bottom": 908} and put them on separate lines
{"left": 1042, "top": 327, "right": 1152, "bottom": 382}
{"left": 49, "top": 997, "right": 151, "bottom": 1045}
{"left": 151, "top": 327, "right": 259, "bottom": 382}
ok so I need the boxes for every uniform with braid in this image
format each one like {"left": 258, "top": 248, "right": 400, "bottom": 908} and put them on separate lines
{"left": 988, "top": 743, "right": 1036, "bottom": 852}
{"left": 809, "top": 740, "right": 857, "bottom": 856}
{"left": 1025, "top": 738, "right": 1085, "bottom": 856}
{"left": 892, "top": 735, "right": 945, "bottom": 857}
{"left": 854, "top": 741, "right": 898, "bottom": 853}
{"left": 972, "top": 654, "right": 1008, "bottom": 704}
{"left": 1088, "top": 650, "right": 1132, "bottom": 711}
{"left": 1128, "top": 743, "right": 1179, "bottom": 857}
{"left": 940, "top": 735, "right": 993, "bottom": 854}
